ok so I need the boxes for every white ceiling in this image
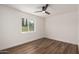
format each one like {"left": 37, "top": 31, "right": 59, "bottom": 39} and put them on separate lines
{"left": 5, "top": 4, "right": 77, "bottom": 18}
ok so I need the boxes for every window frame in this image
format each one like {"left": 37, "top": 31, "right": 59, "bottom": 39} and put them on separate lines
{"left": 21, "top": 18, "right": 36, "bottom": 33}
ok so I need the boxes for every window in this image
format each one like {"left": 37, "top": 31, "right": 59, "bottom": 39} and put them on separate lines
{"left": 22, "top": 18, "right": 35, "bottom": 32}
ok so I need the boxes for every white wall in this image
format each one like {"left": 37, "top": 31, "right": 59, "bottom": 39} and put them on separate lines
{"left": 0, "top": 5, "right": 44, "bottom": 50}
{"left": 45, "top": 11, "right": 78, "bottom": 44}
{"left": 78, "top": 5, "right": 79, "bottom": 46}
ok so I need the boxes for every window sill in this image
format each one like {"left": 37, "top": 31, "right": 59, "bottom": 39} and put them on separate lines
{"left": 21, "top": 31, "right": 35, "bottom": 34}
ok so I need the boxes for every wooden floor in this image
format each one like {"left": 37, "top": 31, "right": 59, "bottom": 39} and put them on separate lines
{"left": 2, "top": 38, "right": 78, "bottom": 54}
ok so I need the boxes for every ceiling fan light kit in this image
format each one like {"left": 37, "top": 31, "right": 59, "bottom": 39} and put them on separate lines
{"left": 42, "top": 11, "right": 45, "bottom": 13}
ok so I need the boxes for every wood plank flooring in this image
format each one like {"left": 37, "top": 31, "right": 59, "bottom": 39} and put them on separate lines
{"left": 1, "top": 38, "right": 78, "bottom": 54}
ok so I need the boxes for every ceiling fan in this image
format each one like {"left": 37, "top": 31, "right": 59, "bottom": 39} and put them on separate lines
{"left": 35, "top": 4, "right": 50, "bottom": 15}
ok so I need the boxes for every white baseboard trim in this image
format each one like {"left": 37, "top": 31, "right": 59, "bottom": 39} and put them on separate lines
{"left": 45, "top": 36, "right": 78, "bottom": 45}
{"left": 0, "top": 37, "right": 43, "bottom": 50}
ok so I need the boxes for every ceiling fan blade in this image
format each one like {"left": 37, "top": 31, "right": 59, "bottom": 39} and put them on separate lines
{"left": 45, "top": 11, "right": 50, "bottom": 15}
{"left": 34, "top": 11, "right": 42, "bottom": 13}
{"left": 42, "top": 4, "right": 49, "bottom": 11}
{"left": 45, "top": 4, "right": 49, "bottom": 10}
